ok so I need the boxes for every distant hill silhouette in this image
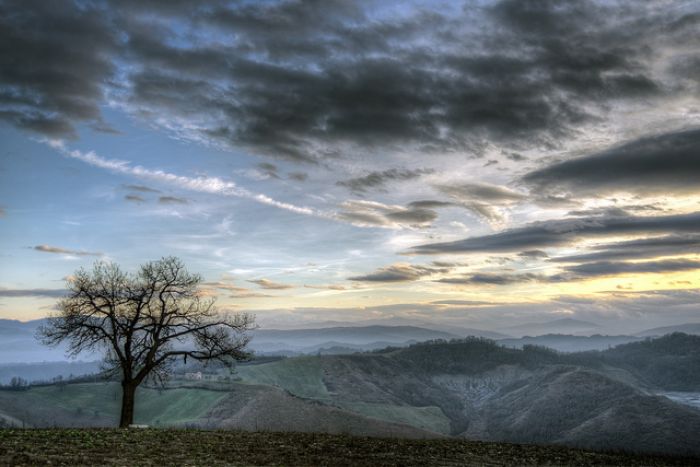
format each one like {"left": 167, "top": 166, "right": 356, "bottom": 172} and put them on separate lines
{"left": 635, "top": 322, "right": 700, "bottom": 337}
{"left": 504, "top": 318, "right": 601, "bottom": 337}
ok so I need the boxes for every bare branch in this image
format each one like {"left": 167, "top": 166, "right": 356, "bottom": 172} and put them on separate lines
{"left": 36, "top": 256, "right": 255, "bottom": 427}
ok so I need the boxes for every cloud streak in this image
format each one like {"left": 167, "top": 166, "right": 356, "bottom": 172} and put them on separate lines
{"left": 437, "top": 273, "right": 544, "bottom": 286}
{"left": 435, "top": 182, "right": 527, "bottom": 224}
{"left": 410, "top": 212, "right": 700, "bottom": 254}
{"left": 563, "top": 258, "right": 700, "bottom": 278}
{"left": 47, "top": 140, "right": 320, "bottom": 217}
{"left": 551, "top": 235, "right": 700, "bottom": 263}
{"left": 337, "top": 168, "right": 434, "bottom": 194}
{"left": 125, "top": 194, "right": 145, "bottom": 203}
{"left": 158, "top": 196, "right": 188, "bottom": 205}
{"left": 337, "top": 200, "right": 438, "bottom": 229}
{"left": 123, "top": 184, "right": 161, "bottom": 193}
{"left": 248, "top": 278, "right": 294, "bottom": 290}
{"left": 0, "top": 288, "right": 67, "bottom": 298}
{"left": 33, "top": 245, "right": 102, "bottom": 257}
{"left": 349, "top": 263, "right": 449, "bottom": 282}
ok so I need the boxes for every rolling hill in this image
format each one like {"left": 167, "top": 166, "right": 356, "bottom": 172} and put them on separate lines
{"left": 1, "top": 333, "right": 699, "bottom": 456}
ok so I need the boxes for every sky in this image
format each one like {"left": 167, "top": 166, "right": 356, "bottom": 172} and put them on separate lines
{"left": 0, "top": 0, "right": 699, "bottom": 332}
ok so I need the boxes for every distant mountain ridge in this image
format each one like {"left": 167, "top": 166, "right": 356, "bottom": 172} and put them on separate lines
{"left": 1, "top": 317, "right": 697, "bottom": 364}
{"left": 635, "top": 323, "right": 700, "bottom": 337}
{"left": 248, "top": 324, "right": 514, "bottom": 355}
{"left": 275, "top": 318, "right": 511, "bottom": 339}
{"left": 503, "top": 318, "right": 602, "bottom": 337}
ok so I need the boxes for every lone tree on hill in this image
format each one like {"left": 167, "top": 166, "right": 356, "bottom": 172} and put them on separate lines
{"left": 39, "top": 256, "right": 254, "bottom": 427}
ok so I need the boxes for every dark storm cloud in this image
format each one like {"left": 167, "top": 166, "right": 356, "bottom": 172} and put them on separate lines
{"left": 111, "top": 0, "right": 227, "bottom": 15}
{"left": 337, "top": 200, "right": 438, "bottom": 228}
{"left": 33, "top": 245, "right": 102, "bottom": 257}
{"left": 551, "top": 235, "right": 700, "bottom": 263}
{"left": 519, "top": 250, "right": 549, "bottom": 259}
{"left": 563, "top": 258, "right": 700, "bottom": 278}
{"left": 436, "top": 257, "right": 700, "bottom": 286}
{"left": 437, "top": 272, "right": 544, "bottom": 285}
{"left": 337, "top": 168, "right": 433, "bottom": 194}
{"left": 349, "top": 263, "right": 449, "bottom": 282}
{"left": 407, "top": 200, "right": 455, "bottom": 209}
{"left": 523, "top": 128, "right": 700, "bottom": 196}
{"left": 0, "top": 0, "right": 117, "bottom": 138}
{"left": 410, "top": 211, "right": 700, "bottom": 254}
{"left": 506, "top": 153, "right": 526, "bottom": 162}
{"left": 3, "top": 0, "right": 690, "bottom": 162}
{"left": 431, "top": 261, "right": 468, "bottom": 268}
{"left": 489, "top": 0, "right": 660, "bottom": 96}
{"left": 0, "top": 288, "right": 66, "bottom": 298}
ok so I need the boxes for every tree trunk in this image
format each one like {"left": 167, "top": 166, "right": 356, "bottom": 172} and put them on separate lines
{"left": 119, "top": 380, "right": 137, "bottom": 428}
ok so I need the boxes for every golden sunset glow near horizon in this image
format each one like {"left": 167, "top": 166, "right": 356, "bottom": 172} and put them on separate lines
{"left": 1, "top": 0, "right": 699, "bottom": 335}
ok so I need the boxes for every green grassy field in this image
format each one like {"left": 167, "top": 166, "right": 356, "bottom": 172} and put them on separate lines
{"left": 0, "top": 383, "right": 227, "bottom": 427}
{"left": 234, "top": 357, "right": 455, "bottom": 435}
{"left": 0, "top": 377, "right": 450, "bottom": 435}
{"left": 1, "top": 428, "right": 697, "bottom": 467}
{"left": 235, "top": 356, "right": 330, "bottom": 399}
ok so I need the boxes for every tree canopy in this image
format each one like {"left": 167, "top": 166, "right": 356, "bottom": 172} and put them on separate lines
{"left": 39, "top": 257, "right": 254, "bottom": 427}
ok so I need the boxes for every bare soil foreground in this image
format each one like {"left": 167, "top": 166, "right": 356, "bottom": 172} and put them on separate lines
{"left": 1, "top": 429, "right": 699, "bottom": 467}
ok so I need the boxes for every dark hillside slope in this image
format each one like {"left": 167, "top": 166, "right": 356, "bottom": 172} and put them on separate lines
{"left": 201, "top": 383, "right": 442, "bottom": 438}
{"left": 599, "top": 333, "right": 700, "bottom": 390}
{"left": 387, "top": 337, "right": 561, "bottom": 374}
{"left": 313, "top": 337, "right": 700, "bottom": 454}
{"left": 460, "top": 366, "right": 700, "bottom": 455}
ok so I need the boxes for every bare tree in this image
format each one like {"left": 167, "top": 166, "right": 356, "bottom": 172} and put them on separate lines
{"left": 38, "top": 257, "right": 254, "bottom": 427}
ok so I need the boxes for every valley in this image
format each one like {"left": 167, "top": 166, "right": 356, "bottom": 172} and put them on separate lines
{"left": 1, "top": 333, "right": 699, "bottom": 456}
